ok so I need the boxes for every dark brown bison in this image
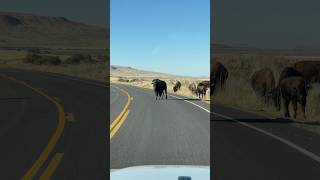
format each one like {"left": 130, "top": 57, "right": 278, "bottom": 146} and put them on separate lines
{"left": 279, "top": 77, "right": 308, "bottom": 119}
{"left": 274, "top": 67, "right": 303, "bottom": 111}
{"left": 251, "top": 68, "right": 275, "bottom": 106}
{"left": 211, "top": 61, "right": 228, "bottom": 94}
{"left": 197, "top": 83, "right": 208, "bottom": 99}
{"left": 293, "top": 61, "right": 320, "bottom": 83}
{"left": 173, "top": 81, "right": 182, "bottom": 92}
{"left": 188, "top": 83, "right": 197, "bottom": 95}
{"left": 152, "top": 79, "right": 167, "bottom": 100}
{"left": 279, "top": 67, "right": 303, "bottom": 84}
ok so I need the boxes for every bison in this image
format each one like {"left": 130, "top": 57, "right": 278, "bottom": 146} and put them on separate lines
{"left": 279, "top": 77, "right": 308, "bottom": 119}
{"left": 211, "top": 61, "right": 228, "bottom": 94}
{"left": 251, "top": 68, "right": 275, "bottom": 106}
{"left": 197, "top": 83, "right": 208, "bottom": 99}
{"left": 293, "top": 61, "right": 320, "bottom": 83}
{"left": 188, "top": 83, "right": 198, "bottom": 95}
{"left": 278, "top": 67, "right": 303, "bottom": 84}
{"left": 173, "top": 81, "right": 182, "bottom": 92}
{"left": 274, "top": 67, "right": 306, "bottom": 111}
{"left": 152, "top": 79, "right": 167, "bottom": 100}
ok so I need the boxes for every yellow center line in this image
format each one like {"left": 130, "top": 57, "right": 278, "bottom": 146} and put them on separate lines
{"left": 110, "top": 85, "right": 132, "bottom": 139}
{"left": 110, "top": 85, "right": 131, "bottom": 131}
{"left": 39, "top": 153, "right": 64, "bottom": 180}
{"left": 110, "top": 110, "right": 130, "bottom": 139}
{"left": 0, "top": 75, "right": 66, "bottom": 180}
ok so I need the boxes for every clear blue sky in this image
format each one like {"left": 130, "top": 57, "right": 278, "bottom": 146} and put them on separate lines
{"left": 111, "top": 0, "right": 210, "bottom": 77}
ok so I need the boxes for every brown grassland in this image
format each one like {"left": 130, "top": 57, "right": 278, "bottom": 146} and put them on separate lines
{"left": 213, "top": 47, "right": 320, "bottom": 133}
{"left": 0, "top": 49, "right": 108, "bottom": 82}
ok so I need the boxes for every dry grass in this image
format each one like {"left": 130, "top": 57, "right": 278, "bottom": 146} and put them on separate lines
{"left": 0, "top": 50, "right": 27, "bottom": 61}
{"left": 0, "top": 50, "right": 108, "bottom": 82}
{"left": 213, "top": 54, "right": 320, "bottom": 124}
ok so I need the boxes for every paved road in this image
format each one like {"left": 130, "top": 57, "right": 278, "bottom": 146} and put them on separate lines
{"left": 212, "top": 103, "right": 320, "bottom": 180}
{"left": 0, "top": 68, "right": 107, "bottom": 179}
{"left": 110, "top": 84, "right": 210, "bottom": 169}
{"left": 4, "top": 68, "right": 319, "bottom": 179}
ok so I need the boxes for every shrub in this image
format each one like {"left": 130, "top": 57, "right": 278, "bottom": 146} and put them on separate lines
{"left": 23, "top": 53, "right": 61, "bottom": 65}
{"left": 64, "top": 54, "right": 93, "bottom": 64}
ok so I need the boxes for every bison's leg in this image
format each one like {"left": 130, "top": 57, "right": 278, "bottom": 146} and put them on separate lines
{"left": 300, "top": 99, "right": 307, "bottom": 120}
{"left": 302, "top": 104, "right": 307, "bottom": 120}
{"left": 292, "top": 100, "right": 298, "bottom": 119}
{"left": 165, "top": 89, "right": 167, "bottom": 99}
{"left": 284, "top": 99, "right": 290, "bottom": 118}
{"left": 221, "top": 76, "right": 225, "bottom": 91}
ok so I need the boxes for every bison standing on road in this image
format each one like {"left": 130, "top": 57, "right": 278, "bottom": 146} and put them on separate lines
{"left": 211, "top": 61, "right": 228, "bottom": 94}
{"left": 293, "top": 61, "right": 320, "bottom": 83}
{"left": 152, "top": 79, "right": 167, "bottom": 100}
{"left": 279, "top": 77, "right": 308, "bottom": 119}
{"left": 173, "top": 81, "right": 182, "bottom": 92}
{"left": 251, "top": 68, "right": 275, "bottom": 106}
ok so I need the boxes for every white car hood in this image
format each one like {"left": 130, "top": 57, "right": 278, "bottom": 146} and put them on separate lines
{"left": 110, "top": 165, "right": 210, "bottom": 180}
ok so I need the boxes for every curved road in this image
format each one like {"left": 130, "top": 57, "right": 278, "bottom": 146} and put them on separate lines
{"left": 110, "top": 84, "right": 210, "bottom": 168}
{"left": 0, "top": 68, "right": 107, "bottom": 179}
{"left": 3, "top": 68, "right": 320, "bottom": 179}
{"left": 212, "top": 103, "right": 320, "bottom": 180}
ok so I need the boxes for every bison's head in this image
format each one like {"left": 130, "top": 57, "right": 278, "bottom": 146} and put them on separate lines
{"left": 173, "top": 86, "right": 178, "bottom": 92}
{"left": 152, "top": 79, "right": 160, "bottom": 84}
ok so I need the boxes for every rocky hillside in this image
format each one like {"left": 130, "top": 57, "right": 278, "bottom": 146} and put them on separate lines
{"left": 0, "top": 12, "right": 107, "bottom": 49}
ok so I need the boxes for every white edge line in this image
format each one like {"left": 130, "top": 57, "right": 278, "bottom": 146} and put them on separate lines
{"left": 211, "top": 111, "right": 320, "bottom": 164}
{"left": 168, "top": 94, "right": 210, "bottom": 113}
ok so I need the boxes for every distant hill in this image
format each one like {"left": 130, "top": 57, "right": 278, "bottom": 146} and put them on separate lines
{"left": 0, "top": 12, "right": 107, "bottom": 49}
{"left": 212, "top": 43, "right": 233, "bottom": 48}
{"left": 110, "top": 65, "right": 208, "bottom": 79}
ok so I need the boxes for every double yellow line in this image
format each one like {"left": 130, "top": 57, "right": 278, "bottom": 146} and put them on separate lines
{"left": 0, "top": 74, "right": 65, "bottom": 180}
{"left": 110, "top": 86, "right": 131, "bottom": 139}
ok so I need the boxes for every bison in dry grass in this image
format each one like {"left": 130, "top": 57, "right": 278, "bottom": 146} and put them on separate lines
{"left": 251, "top": 68, "right": 275, "bottom": 106}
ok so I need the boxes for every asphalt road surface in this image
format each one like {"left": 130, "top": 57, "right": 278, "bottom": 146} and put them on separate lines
{"left": 0, "top": 68, "right": 107, "bottom": 179}
{"left": 3, "top": 68, "right": 320, "bottom": 180}
{"left": 110, "top": 84, "right": 210, "bottom": 169}
{"left": 212, "top": 103, "right": 320, "bottom": 180}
